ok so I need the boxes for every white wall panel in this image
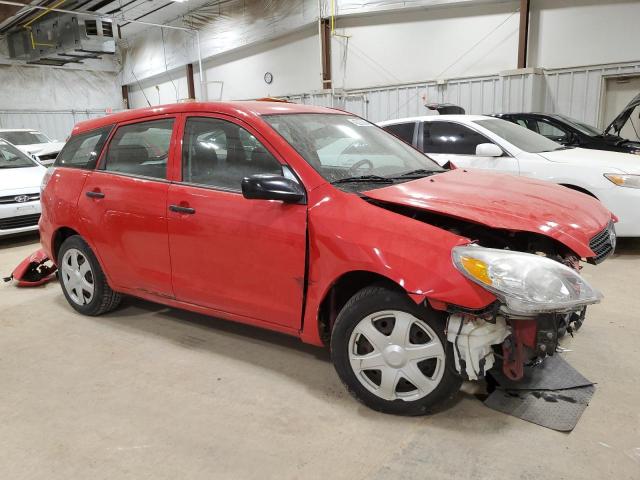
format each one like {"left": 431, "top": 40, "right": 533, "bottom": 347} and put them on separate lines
{"left": 529, "top": 0, "right": 640, "bottom": 69}
{"left": 0, "top": 65, "right": 121, "bottom": 140}
{"left": 330, "top": 1, "right": 519, "bottom": 90}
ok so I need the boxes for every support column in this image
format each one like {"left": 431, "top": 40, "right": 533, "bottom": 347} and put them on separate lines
{"left": 320, "top": 18, "right": 332, "bottom": 90}
{"left": 121, "top": 84, "right": 129, "bottom": 109}
{"left": 186, "top": 63, "right": 196, "bottom": 100}
{"left": 517, "top": 0, "right": 531, "bottom": 69}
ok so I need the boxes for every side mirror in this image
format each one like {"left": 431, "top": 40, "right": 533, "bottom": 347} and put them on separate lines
{"left": 241, "top": 174, "right": 306, "bottom": 204}
{"left": 475, "top": 143, "right": 503, "bottom": 157}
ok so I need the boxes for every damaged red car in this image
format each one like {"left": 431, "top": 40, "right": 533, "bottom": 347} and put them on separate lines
{"left": 37, "top": 102, "right": 615, "bottom": 415}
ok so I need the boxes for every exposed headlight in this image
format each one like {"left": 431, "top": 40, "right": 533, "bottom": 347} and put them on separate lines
{"left": 452, "top": 245, "right": 602, "bottom": 315}
{"left": 604, "top": 173, "right": 640, "bottom": 189}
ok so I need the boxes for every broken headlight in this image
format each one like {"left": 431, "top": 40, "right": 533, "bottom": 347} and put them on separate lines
{"left": 452, "top": 245, "right": 603, "bottom": 315}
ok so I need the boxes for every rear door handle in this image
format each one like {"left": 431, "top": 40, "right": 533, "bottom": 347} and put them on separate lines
{"left": 86, "top": 191, "right": 105, "bottom": 199}
{"left": 169, "top": 204, "right": 195, "bottom": 214}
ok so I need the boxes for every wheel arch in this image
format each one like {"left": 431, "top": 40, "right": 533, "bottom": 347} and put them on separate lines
{"left": 52, "top": 226, "right": 81, "bottom": 262}
{"left": 316, "top": 270, "right": 407, "bottom": 346}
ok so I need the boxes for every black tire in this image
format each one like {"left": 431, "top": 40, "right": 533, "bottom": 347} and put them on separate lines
{"left": 331, "top": 285, "right": 462, "bottom": 416}
{"left": 58, "top": 235, "right": 122, "bottom": 316}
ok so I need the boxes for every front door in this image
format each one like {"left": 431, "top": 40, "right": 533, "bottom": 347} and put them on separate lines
{"left": 167, "top": 115, "right": 307, "bottom": 330}
{"left": 421, "top": 121, "right": 519, "bottom": 175}
{"left": 78, "top": 116, "right": 176, "bottom": 297}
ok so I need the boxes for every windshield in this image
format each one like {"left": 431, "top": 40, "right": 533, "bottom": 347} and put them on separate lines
{"left": 0, "top": 140, "right": 38, "bottom": 168}
{"left": 554, "top": 115, "right": 601, "bottom": 136}
{"left": 474, "top": 118, "right": 563, "bottom": 153}
{"left": 262, "top": 113, "right": 443, "bottom": 183}
{"left": 0, "top": 130, "right": 51, "bottom": 145}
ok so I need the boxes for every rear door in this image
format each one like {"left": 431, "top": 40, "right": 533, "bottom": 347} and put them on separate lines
{"left": 420, "top": 120, "right": 519, "bottom": 174}
{"left": 167, "top": 114, "right": 307, "bottom": 330}
{"left": 78, "top": 116, "right": 177, "bottom": 297}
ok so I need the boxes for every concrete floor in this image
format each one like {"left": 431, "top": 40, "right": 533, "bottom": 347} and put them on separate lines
{"left": 1, "top": 233, "right": 639, "bottom": 480}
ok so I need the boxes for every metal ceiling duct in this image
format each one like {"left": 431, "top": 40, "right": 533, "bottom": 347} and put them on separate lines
{"left": 7, "top": 12, "right": 115, "bottom": 65}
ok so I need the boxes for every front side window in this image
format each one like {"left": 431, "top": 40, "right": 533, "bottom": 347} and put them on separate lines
{"left": 382, "top": 122, "right": 415, "bottom": 145}
{"left": 474, "top": 118, "right": 563, "bottom": 153}
{"left": 182, "top": 117, "right": 282, "bottom": 190}
{"left": 55, "top": 126, "right": 112, "bottom": 169}
{"left": 0, "top": 140, "right": 37, "bottom": 168}
{"left": 423, "top": 122, "right": 491, "bottom": 155}
{"left": 0, "top": 130, "right": 50, "bottom": 145}
{"left": 103, "top": 119, "right": 174, "bottom": 179}
{"left": 263, "top": 114, "right": 442, "bottom": 184}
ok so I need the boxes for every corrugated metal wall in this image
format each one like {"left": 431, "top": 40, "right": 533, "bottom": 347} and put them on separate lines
{"left": 542, "top": 62, "right": 640, "bottom": 128}
{"left": 0, "top": 110, "right": 114, "bottom": 142}
{"left": 289, "top": 61, "right": 640, "bottom": 127}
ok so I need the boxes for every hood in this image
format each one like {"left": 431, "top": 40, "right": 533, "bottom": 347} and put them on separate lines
{"left": 604, "top": 92, "right": 640, "bottom": 136}
{"left": 0, "top": 165, "right": 47, "bottom": 192}
{"left": 19, "top": 142, "right": 65, "bottom": 156}
{"left": 537, "top": 147, "right": 640, "bottom": 173}
{"left": 363, "top": 169, "right": 612, "bottom": 258}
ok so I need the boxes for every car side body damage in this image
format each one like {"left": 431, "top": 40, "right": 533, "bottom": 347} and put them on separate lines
{"left": 30, "top": 102, "right": 615, "bottom": 413}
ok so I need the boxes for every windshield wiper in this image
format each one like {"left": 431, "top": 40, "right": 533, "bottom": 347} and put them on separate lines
{"left": 331, "top": 175, "right": 395, "bottom": 185}
{"left": 391, "top": 169, "right": 440, "bottom": 178}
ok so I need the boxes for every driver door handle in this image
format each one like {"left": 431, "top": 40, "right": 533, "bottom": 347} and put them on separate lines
{"left": 86, "top": 191, "right": 105, "bottom": 199}
{"left": 169, "top": 204, "right": 196, "bottom": 214}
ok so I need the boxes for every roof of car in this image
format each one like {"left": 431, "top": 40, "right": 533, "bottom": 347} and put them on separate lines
{"left": 72, "top": 101, "right": 348, "bottom": 135}
{"left": 0, "top": 128, "right": 37, "bottom": 132}
{"left": 378, "top": 114, "right": 492, "bottom": 125}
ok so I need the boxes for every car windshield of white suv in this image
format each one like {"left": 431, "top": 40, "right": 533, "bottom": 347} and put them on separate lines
{"left": 263, "top": 113, "right": 443, "bottom": 186}
{"left": 0, "top": 140, "right": 38, "bottom": 168}
{"left": 0, "top": 130, "right": 51, "bottom": 145}
{"left": 474, "top": 118, "right": 565, "bottom": 153}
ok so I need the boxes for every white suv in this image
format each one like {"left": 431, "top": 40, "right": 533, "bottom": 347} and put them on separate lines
{"left": 0, "top": 140, "right": 46, "bottom": 237}
{"left": 379, "top": 115, "right": 640, "bottom": 237}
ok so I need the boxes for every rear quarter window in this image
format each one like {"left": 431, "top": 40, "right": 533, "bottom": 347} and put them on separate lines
{"left": 55, "top": 126, "right": 113, "bottom": 169}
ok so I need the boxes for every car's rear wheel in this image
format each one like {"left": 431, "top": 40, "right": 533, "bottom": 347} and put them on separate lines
{"left": 331, "top": 285, "right": 462, "bottom": 415}
{"left": 58, "top": 235, "right": 121, "bottom": 316}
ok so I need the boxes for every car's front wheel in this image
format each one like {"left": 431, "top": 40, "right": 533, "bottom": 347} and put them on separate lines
{"left": 331, "top": 286, "right": 462, "bottom": 415}
{"left": 58, "top": 235, "right": 121, "bottom": 316}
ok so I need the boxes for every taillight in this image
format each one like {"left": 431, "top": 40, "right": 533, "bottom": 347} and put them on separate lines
{"left": 40, "top": 168, "right": 54, "bottom": 194}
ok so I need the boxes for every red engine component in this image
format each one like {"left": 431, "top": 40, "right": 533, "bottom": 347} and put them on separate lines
{"left": 502, "top": 319, "right": 537, "bottom": 381}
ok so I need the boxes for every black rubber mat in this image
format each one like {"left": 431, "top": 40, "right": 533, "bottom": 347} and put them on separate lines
{"left": 488, "top": 354, "right": 593, "bottom": 391}
{"left": 484, "top": 385, "right": 595, "bottom": 432}
{"left": 484, "top": 355, "right": 596, "bottom": 431}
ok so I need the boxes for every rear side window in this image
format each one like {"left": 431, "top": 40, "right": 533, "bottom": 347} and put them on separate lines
{"left": 423, "top": 121, "right": 490, "bottom": 154}
{"left": 383, "top": 122, "right": 415, "bottom": 145}
{"left": 55, "top": 126, "right": 112, "bottom": 169}
{"left": 103, "top": 119, "right": 174, "bottom": 180}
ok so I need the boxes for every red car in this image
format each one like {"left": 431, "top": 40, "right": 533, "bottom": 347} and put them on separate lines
{"left": 39, "top": 102, "right": 614, "bottom": 415}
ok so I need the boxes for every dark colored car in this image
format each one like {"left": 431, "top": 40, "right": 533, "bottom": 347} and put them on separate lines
{"left": 494, "top": 93, "right": 640, "bottom": 155}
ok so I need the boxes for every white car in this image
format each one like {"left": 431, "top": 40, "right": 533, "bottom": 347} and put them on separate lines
{"left": 0, "top": 139, "right": 47, "bottom": 237}
{"left": 379, "top": 115, "right": 640, "bottom": 237}
{"left": 0, "top": 129, "right": 65, "bottom": 166}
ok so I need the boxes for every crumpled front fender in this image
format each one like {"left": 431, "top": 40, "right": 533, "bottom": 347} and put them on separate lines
{"left": 5, "top": 248, "right": 57, "bottom": 287}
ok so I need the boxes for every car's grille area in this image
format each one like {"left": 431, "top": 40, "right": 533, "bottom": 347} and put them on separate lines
{"left": 38, "top": 153, "right": 58, "bottom": 161}
{"left": 589, "top": 222, "right": 616, "bottom": 264}
{"left": 0, "top": 213, "right": 41, "bottom": 230}
{"left": 0, "top": 193, "right": 40, "bottom": 204}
